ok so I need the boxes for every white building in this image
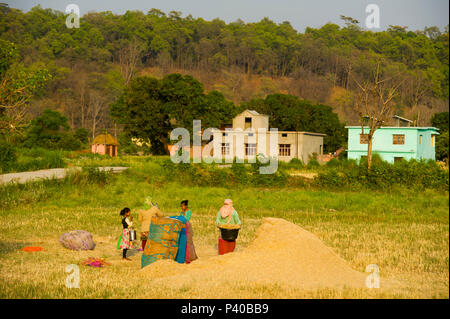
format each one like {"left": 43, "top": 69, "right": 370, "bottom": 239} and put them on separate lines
{"left": 213, "top": 110, "right": 325, "bottom": 163}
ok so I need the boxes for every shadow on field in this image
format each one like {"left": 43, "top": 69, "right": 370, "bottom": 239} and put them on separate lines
{"left": 0, "top": 242, "right": 32, "bottom": 254}
{"left": 125, "top": 248, "right": 140, "bottom": 257}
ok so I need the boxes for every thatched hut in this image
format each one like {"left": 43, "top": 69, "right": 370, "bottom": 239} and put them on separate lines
{"left": 91, "top": 133, "right": 119, "bottom": 157}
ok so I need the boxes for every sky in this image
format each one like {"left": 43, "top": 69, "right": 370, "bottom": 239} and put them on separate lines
{"left": 4, "top": 0, "right": 449, "bottom": 32}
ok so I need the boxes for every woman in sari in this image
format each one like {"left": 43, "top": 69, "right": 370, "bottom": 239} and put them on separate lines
{"left": 216, "top": 199, "right": 241, "bottom": 255}
{"left": 171, "top": 200, "right": 198, "bottom": 263}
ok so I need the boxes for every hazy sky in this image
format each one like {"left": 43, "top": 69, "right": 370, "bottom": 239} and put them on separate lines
{"left": 5, "top": 0, "right": 449, "bottom": 32}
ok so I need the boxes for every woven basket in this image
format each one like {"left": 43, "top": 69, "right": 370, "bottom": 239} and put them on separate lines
{"left": 219, "top": 226, "right": 240, "bottom": 241}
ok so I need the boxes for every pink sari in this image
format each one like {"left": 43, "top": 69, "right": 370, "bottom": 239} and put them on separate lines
{"left": 185, "top": 222, "right": 198, "bottom": 263}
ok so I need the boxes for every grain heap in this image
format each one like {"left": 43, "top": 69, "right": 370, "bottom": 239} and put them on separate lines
{"left": 140, "top": 218, "right": 367, "bottom": 290}
{"left": 218, "top": 224, "right": 241, "bottom": 229}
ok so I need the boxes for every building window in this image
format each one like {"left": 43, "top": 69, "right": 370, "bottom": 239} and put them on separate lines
{"left": 431, "top": 135, "right": 435, "bottom": 147}
{"left": 223, "top": 132, "right": 228, "bottom": 137}
{"left": 245, "top": 143, "right": 256, "bottom": 156}
{"left": 248, "top": 133, "right": 254, "bottom": 137}
{"left": 245, "top": 117, "right": 252, "bottom": 129}
{"left": 279, "top": 144, "right": 291, "bottom": 156}
{"left": 282, "top": 133, "right": 288, "bottom": 137}
{"left": 394, "top": 157, "right": 404, "bottom": 163}
{"left": 393, "top": 134, "right": 405, "bottom": 145}
{"left": 360, "top": 134, "right": 369, "bottom": 144}
{"left": 221, "top": 143, "right": 230, "bottom": 156}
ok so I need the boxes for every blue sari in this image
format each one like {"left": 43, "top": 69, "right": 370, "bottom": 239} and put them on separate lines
{"left": 170, "top": 215, "right": 187, "bottom": 263}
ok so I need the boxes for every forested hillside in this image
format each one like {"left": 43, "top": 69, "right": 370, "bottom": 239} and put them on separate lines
{"left": 0, "top": 6, "right": 448, "bottom": 146}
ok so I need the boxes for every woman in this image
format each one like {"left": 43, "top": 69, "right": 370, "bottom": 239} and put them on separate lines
{"left": 138, "top": 203, "right": 163, "bottom": 251}
{"left": 180, "top": 200, "right": 192, "bottom": 222}
{"left": 171, "top": 200, "right": 198, "bottom": 263}
{"left": 216, "top": 199, "right": 241, "bottom": 255}
{"left": 216, "top": 199, "right": 241, "bottom": 226}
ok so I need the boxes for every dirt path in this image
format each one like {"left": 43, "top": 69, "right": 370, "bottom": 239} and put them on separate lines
{"left": 0, "top": 167, "right": 128, "bottom": 185}
{"left": 288, "top": 171, "right": 318, "bottom": 179}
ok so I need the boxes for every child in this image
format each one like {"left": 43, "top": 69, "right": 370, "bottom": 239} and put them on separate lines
{"left": 118, "top": 207, "right": 133, "bottom": 261}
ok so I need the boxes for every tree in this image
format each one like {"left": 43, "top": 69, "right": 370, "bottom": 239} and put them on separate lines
{"left": 111, "top": 74, "right": 237, "bottom": 154}
{"left": 22, "top": 109, "right": 81, "bottom": 150}
{"left": 430, "top": 112, "right": 449, "bottom": 131}
{"left": 242, "top": 93, "right": 346, "bottom": 153}
{"left": 111, "top": 76, "right": 169, "bottom": 154}
{"left": 354, "top": 62, "right": 403, "bottom": 169}
{"left": 431, "top": 112, "right": 449, "bottom": 162}
{"left": 0, "top": 40, "right": 51, "bottom": 140}
{"left": 117, "top": 38, "right": 144, "bottom": 85}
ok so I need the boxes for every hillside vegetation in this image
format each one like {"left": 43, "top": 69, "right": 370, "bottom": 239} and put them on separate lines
{"left": 0, "top": 6, "right": 448, "bottom": 139}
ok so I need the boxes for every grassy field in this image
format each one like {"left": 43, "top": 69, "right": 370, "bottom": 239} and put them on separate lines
{"left": 0, "top": 156, "right": 448, "bottom": 298}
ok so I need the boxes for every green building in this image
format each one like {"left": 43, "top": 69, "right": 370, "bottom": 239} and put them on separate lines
{"left": 346, "top": 122, "right": 440, "bottom": 163}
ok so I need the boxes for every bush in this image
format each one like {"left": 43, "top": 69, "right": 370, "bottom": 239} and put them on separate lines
{"left": 22, "top": 109, "right": 83, "bottom": 151}
{"left": 74, "top": 128, "right": 89, "bottom": 146}
{"left": 5, "top": 148, "right": 66, "bottom": 173}
{"left": 0, "top": 143, "right": 17, "bottom": 173}
{"left": 314, "top": 157, "right": 448, "bottom": 192}
{"left": 288, "top": 158, "right": 304, "bottom": 169}
{"left": 307, "top": 159, "right": 320, "bottom": 169}
{"left": 326, "top": 158, "right": 341, "bottom": 168}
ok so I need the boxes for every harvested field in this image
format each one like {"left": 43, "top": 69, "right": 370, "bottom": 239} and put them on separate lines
{"left": 0, "top": 158, "right": 447, "bottom": 298}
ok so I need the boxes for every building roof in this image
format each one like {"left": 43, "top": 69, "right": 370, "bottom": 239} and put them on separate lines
{"left": 393, "top": 115, "right": 413, "bottom": 123}
{"left": 345, "top": 126, "right": 440, "bottom": 133}
{"left": 92, "top": 133, "right": 119, "bottom": 145}
{"left": 238, "top": 109, "right": 269, "bottom": 117}
{"left": 213, "top": 129, "right": 326, "bottom": 136}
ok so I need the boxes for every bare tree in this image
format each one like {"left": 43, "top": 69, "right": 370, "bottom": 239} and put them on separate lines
{"left": 354, "top": 62, "right": 403, "bottom": 169}
{"left": 87, "top": 90, "right": 107, "bottom": 139}
{"left": 118, "top": 38, "right": 143, "bottom": 85}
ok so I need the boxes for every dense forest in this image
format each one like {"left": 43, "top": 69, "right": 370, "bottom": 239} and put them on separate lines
{"left": 0, "top": 5, "right": 448, "bottom": 154}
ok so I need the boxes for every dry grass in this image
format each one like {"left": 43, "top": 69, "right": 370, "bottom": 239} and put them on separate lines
{"left": 0, "top": 157, "right": 448, "bottom": 298}
{"left": 0, "top": 206, "right": 448, "bottom": 299}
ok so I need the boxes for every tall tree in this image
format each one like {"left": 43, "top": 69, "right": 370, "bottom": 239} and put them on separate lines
{"left": 111, "top": 74, "right": 237, "bottom": 154}
{"left": 354, "top": 62, "right": 403, "bottom": 169}
{"left": 0, "top": 39, "right": 51, "bottom": 141}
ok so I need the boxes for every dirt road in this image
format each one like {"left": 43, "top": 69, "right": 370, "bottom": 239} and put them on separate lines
{"left": 0, "top": 167, "right": 128, "bottom": 185}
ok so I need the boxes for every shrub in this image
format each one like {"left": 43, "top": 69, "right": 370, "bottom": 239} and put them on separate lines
{"left": 14, "top": 148, "right": 66, "bottom": 172}
{"left": 74, "top": 128, "right": 89, "bottom": 145}
{"left": 307, "top": 159, "right": 320, "bottom": 169}
{"left": 0, "top": 143, "right": 17, "bottom": 173}
{"left": 326, "top": 158, "right": 340, "bottom": 168}
{"left": 289, "top": 158, "right": 304, "bottom": 168}
{"left": 22, "top": 109, "right": 83, "bottom": 151}
{"left": 314, "top": 157, "right": 448, "bottom": 192}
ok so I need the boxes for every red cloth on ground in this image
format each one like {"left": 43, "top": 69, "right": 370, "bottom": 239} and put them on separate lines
{"left": 218, "top": 237, "right": 236, "bottom": 255}
{"left": 21, "top": 246, "right": 44, "bottom": 252}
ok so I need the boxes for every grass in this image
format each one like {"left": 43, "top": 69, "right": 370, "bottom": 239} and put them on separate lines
{"left": 0, "top": 156, "right": 448, "bottom": 298}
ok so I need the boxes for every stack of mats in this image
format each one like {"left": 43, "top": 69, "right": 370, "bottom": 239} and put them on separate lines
{"left": 141, "top": 216, "right": 185, "bottom": 268}
{"left": 59, "top": 230, "right": 96, "bottom": 251}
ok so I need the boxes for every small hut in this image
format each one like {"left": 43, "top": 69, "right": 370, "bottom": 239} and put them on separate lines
{"left": 91, "top": 133, "right": 119, "bottom": 157}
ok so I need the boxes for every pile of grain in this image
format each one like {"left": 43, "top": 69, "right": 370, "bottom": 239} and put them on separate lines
{"left": 139, "top": 218, "right": 367, "bottom": 290}
{"left": 218, "top": 224, "right": 241, "bottom": 230}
